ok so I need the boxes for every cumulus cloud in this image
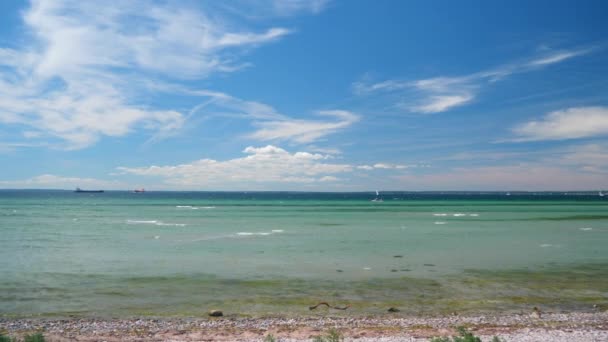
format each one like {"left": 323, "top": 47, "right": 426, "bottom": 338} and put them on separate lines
{"left": 357, "top": 163, "right": 409, "bottom": 170}
{"left": 0, "top": 0, "right": 293, "bottom": 149}
{"left": 116, "top": 145, "right": 353, "bottom": 188}
{"left": 354, "top": 48, "right": 592, "bottom": 114}
{"left": 512, "top": 106, "right": 608, "bottom": 141}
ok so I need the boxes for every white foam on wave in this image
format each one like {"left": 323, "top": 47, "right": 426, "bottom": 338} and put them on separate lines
{"left": 156, "top": 222, "right": 187, "bottom": 227}
{"left": 469, "top": 213, "right": 479, "bottom": 217}
{"left": 127, "top": 220, "right": 158, "bottom": 224}
{"left": 580, "top": 227, "right": 593, "bottom": 231}
{"left": 434, "top": 221, "right": 447, "bottom": 225}
{"left": 363, "top": 267, "right": 371, "bottom": 270}
{"left": 433, "top": 213, "right": 448, "bottom": 216}
{"left": 540, "top": 244, "right": 553, "bottom": 248}
{"left": 176, "top": 205, "right": 216, "bottom": 210}
{"left": 453, "top": 213, "right": 467, "bottom": 217}
{"left": 237, "top": 230, "right": 284, "bottom": 237}
{"left": 127, "top": 220, "right": 186, "bottom": 227}
{"left": 154, "top": 235, "right": 160, "bottom": 239}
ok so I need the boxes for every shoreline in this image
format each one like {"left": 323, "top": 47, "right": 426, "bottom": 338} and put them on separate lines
{"left": 2, "top": 311, "right": 607, "bottom": 341}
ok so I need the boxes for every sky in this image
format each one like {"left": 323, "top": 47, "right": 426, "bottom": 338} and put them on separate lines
{"left": 1, "top": 0, "right": 608, "bottom": 191}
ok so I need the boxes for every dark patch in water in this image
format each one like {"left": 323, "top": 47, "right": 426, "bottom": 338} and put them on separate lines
{"left": 424, "top": 264, "right": 436, "bottom": 267}
{"left": 393, "top": 255, "right": 403, "bottom": 258}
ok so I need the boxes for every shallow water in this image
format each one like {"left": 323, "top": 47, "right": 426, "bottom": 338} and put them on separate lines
{"left": 1, "top": 190, "right": 607, "bottom": 317}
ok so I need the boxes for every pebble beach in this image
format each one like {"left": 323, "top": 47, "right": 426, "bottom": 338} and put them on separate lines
{"left": 2, "top": 311, "right": 608, "bottom": 341}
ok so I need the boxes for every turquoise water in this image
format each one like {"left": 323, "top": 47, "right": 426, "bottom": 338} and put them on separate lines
{"left": 1, "top": 190, "right": 607, "bottom": 317}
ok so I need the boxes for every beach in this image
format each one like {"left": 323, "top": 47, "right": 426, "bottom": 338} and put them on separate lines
{"left": 2, "top": 312, "right": 608, "bottom": 341}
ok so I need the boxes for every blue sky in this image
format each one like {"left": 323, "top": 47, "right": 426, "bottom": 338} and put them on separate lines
{"left": 1, "top": 0, "right": 608, "bottom": 191}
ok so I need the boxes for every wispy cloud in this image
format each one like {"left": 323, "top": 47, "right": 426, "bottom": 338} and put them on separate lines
{"left": 0, "top": 0, "right": 294, "bottom": 149}
{"left": 396, "top": 164, "right": 608, "bottom": 191}
{"left": 511, "top": 106, "right": 608, "bottom": 141}
{"left": 527, "top": 49, "right": 592, "bottom": 67}
{"left": 0, "top": 174, "right": 125, "bottom": 190}
{"left": 220, "top": 0, "right": 331, "bottom": 18}
{"left": 395, "top": 142, "right": 608, "bottom": 191}
{"left": 164, "top": 89, "right": 359, "bottom": 144}
{"left": 249, "top": 110, "right": 360, "bottom": 143}
{"left": 354, "top": 47, "right": 593, "bottom": 114}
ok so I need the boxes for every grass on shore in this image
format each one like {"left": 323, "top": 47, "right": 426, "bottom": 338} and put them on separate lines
{"left": 264, "top": 327, "right": 500, "bottom": 342}
{"left": 430, "top": 327, "right": 502, "bottom": 342}
{"left": 0, "top": 333, "right": 45, "bottom": 342}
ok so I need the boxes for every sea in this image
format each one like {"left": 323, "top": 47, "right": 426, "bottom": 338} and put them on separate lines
{"left": 1, "top": 190, "right": 607, "bottom": 317}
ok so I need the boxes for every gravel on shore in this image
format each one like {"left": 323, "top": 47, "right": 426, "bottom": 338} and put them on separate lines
{"left": 1, "top": 311, "right": 607, "bottom": 341}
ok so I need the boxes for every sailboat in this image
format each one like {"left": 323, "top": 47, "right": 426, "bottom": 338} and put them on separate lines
{"left": 371, "top": 190, "right": 383, "bottom": 202}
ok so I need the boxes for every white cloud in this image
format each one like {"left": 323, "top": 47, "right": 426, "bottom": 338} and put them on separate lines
{"left": 557, "top": 143, "right": 608, "bottom": 173}
{"left": 395, "top": 165, "right": 608, "bottom": 191}
{"left": 355, "top": 48, "right": 592, "bottom": 114}
{"left": 248, "top": 110, "right": 360, "bottom": 143}
{"left": 116, "top": 145, "right": 352, "bottom": 188}
{"left": 357, "top": 163, "right": 410, "bottom": 170}
{"left": 0, "top": 0, "right": 293, "bottom": 149}
{"left": 395, "top": 141, "right": 608, "bottom": 191}
{"left": 0, "top": 174, "right": 124, "bottom": 190}
{"left": 412, "top": 94, "right": 474, "bottom": 114}
{"left": 528, "top": 49, "right": 591, "bottom": 67}
{"left": 271, "top": 0, "right": 331, "bottom": 15}
{"left": 164, "top": 89, "right": 359, "bottom": 144}
{"left": 512, "top": 106, "right": 608, "bottom": 141}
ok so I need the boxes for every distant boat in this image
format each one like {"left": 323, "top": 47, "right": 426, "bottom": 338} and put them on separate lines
{"left": 74, "top": 187, "right": 104, "bottom": 193}
{"left": 133, "top": 188, "right": 145, "bottom": 193}
{"left": 371, "top": 190, "right": 383, "bottom": 202}
{"left": 600, "top": 191, "right": 605, "bottom": 197}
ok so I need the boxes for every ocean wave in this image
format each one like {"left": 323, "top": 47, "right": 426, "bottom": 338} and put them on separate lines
{"left": 453, "top": 213, "right": 467, "bottom": 217}
{"left": 237, "top": 230, "right": 284, "bottom": 237}
{"left": 433, "top": 213, "right": 448, "bottom": 216}
{"left": 176, "top": 205, "right": 216, "bottom": 210}
{"left": 469, "top": 213, "right": 479, "bottom": 217}
{"left": 127, "top": 220, "right": 186, "bottom": 227}
{"left": 127, "top": 220, "right": 158, "bottom": 224}
{"left": 155, "top": 222, "right": 187, "bottom": 227}
{"left": 434, "top": 221, "right": 447, "bottom": 225}
{"left": 237, "top": 232, "right": 270, "bottom": 236}
{"left": 580, "top": 227, "right": 593, "bottom": 231}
